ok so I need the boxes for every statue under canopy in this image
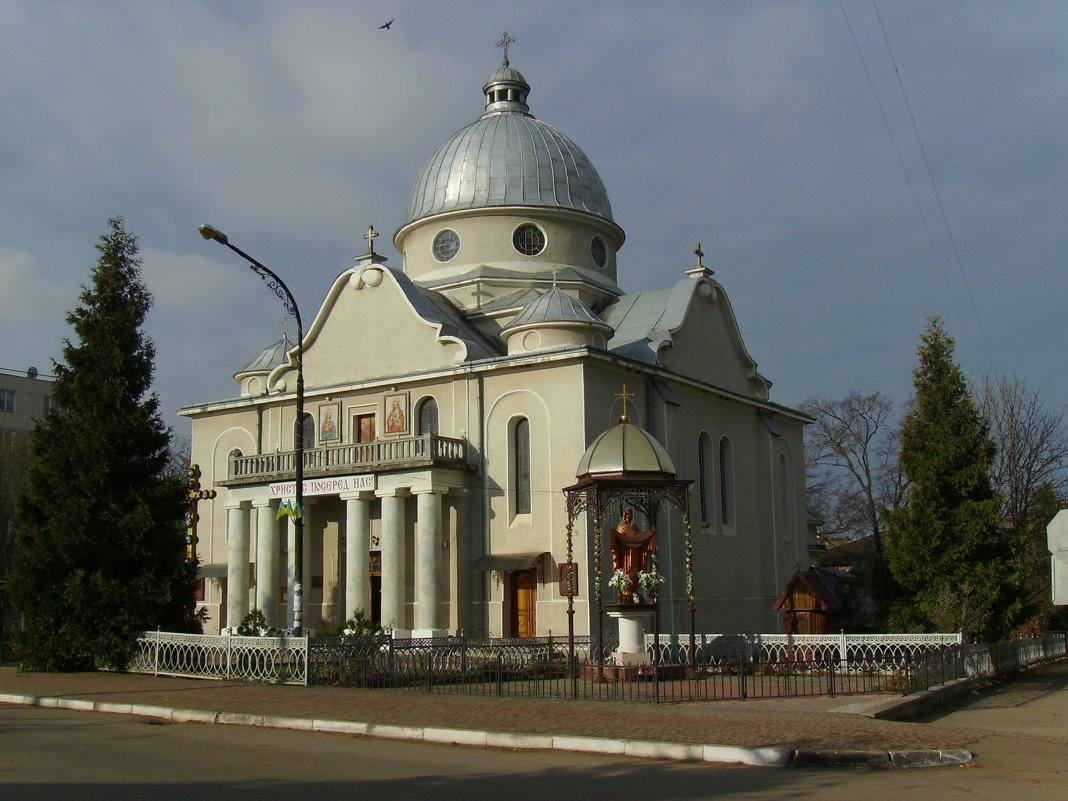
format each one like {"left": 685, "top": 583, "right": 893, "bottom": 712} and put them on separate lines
{"left": 611, "top": 508, "right": 656, "bottom": 602}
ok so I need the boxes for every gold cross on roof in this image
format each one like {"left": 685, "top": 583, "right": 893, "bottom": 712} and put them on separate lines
{"left": 694, "top": 243, "right": 705, "bottom": 269}
{"left": 616, "top": 384, "right": 634, "bottom": 423}
{"left": 364, "top": 225, "right": 379, "bottom": 254}
{"left": 496, "top": 31, "right": 516, "bottom": 67}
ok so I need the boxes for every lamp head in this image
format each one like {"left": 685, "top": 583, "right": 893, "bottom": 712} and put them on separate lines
{"left": 198, "top": 224, "right": 228, "bottom": 245}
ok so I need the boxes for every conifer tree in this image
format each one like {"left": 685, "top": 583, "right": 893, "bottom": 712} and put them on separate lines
{"left": 10, "top": 218, "right": 195, "bottom": 671}
{"left": 885, "top": 317, "right": 1021, "bottom": 640}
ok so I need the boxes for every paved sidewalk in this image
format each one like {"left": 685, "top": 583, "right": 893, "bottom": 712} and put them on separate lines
{"left": 3, "top": 663, "right": 1061, "bottom": 767}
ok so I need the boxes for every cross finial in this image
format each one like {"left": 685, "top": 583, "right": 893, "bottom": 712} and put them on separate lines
{"left": 281, "top": 317, "right": 289, "bottom": 340}
{"left": 551, "top": 267, "right": 560, "bottom": 286}
{"left": 694, "top": 243, "right": 704, "bottom": 269}
{"left": 616, "top": 384, "right": 635, "bottom": 423}
{"left": 496, "top": 31, "right": 516, "bottom": 67}
{"left": 364, "top": 224, "right": 379, "bottom": 255}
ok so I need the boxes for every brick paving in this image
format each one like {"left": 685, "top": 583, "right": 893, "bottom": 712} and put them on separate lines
{"left": 0, "top": 665, "right": 1005, "bottom": 751}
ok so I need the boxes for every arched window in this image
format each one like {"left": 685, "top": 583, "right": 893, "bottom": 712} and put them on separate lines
{"left": 698, "top": 433, "right": 712, "bottom": 526}
{"left": 417, "top": 397, "right": 439, "bottom": 435}
{"left": 719, "top": 436, "right": 735, "bottom": 530}
{"left": 514, "top": 417, "right": 531, "bottom": 514}
{"left": 301, "top": 412, "right": 315, "bottom": 449}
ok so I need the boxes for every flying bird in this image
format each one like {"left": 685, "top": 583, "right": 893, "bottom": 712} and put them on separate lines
{"left": 378, "top": 18, "right": 394, "bottom": 30}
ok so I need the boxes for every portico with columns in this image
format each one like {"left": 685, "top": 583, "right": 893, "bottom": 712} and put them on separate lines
{"left": 217, "top": 469, "right": 465, "bottom": 636}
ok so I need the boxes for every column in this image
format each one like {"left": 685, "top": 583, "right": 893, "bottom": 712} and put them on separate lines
{"left": 225, "top": 503, "right": 251, "bottom": 630}
{"left": 377, "top": 488, "right": 408, "bottom": 636}
{"left": 412, "top": 486, "right": 446, "bottom": 638}
{"left": 253, "top": 500, "right": 279, "bottom": 628}
{"left": 343, "top": 492, "right": 373, "bottom": 622}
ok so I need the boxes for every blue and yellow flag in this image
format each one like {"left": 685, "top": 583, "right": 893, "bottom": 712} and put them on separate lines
{"left": 276, "top": 500, "right": 304, "bottom": 520}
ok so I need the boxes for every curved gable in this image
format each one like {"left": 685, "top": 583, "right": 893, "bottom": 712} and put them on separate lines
{"left": 268, "top": 264, "right": 496, "bottom": 390}
{"left": 606, "top": 278, "right": 770, "bottom": 399}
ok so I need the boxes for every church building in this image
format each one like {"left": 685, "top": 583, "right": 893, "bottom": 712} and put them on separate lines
{"left": 182, "top": 53, "right": 814, "bottom": 638}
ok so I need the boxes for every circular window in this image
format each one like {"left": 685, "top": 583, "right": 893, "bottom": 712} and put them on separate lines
{"left": 590, "top": 236, "right": 607, "bottom": 268}
{"left": 432, "top": 229, "right": 460, "bottom": 262}
{"left": 512, "top": 223, "right": 546, "bottom": 256}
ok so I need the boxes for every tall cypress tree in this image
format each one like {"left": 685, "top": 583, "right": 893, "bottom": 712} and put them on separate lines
{"left": 885, "top": 317, "right": 1021, "bottom": 640}
{"left": 10, "top": 218, "right": 194, "bottom": 671}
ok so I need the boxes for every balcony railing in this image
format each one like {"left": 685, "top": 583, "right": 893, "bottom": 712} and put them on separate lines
{"left": 225, "top": 433, "right": 471, "bottom": 484}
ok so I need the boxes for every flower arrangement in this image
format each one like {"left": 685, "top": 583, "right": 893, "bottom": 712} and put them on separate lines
{"left": 638, "top": 569, "right": 665, "bottom": 592}
{"left": 607, "top": 569, "right": 632, "bottom": 593}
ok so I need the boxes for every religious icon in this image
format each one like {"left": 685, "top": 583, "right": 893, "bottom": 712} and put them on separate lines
{"left": 384, "top": 392, "right": 409, "bottom": 434}
{"left": 611, "top": 509, "right": 657, "bottom": 603}
{"left": 320, "top": 402, "right": 340, "bottom": 442}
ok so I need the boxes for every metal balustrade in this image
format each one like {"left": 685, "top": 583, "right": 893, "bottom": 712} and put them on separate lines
{"left": 129, "top": 631, "right": 308, "bottom": 685}
{"left": 644, "top": 631, "right": 963, "bottom": 670}
{"left": 128, "top": 630, "right": 1066, "bottom": 703}
{"left": 227, "top": 433, "right": 470, "bottom": 483}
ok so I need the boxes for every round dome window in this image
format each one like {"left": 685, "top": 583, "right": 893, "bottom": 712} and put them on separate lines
{"left": 513, "top": 224, "right": 546, "bottom": 257}
{"left": 591, "top": 236, "right": 607, "bottom": 268}
{"left": 432, "top": 229, "right": 460, "bottom": 262}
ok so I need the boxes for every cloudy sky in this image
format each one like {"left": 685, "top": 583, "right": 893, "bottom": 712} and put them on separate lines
{"left": 3, "top": 0, "right": 1066, "bottom": 439}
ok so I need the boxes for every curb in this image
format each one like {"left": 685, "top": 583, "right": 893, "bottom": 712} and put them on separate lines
{"left": 0, "top": 693, "right": 971, "bottom": 769}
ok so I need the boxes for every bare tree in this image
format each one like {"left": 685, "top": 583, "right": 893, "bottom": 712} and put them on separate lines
{"left": 979, "top": 374, "right": 1068, "bottom": 608}
{"left": 802, "top": 391, "right": 905, "bottom": 556}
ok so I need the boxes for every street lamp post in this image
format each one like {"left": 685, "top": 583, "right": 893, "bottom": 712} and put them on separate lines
{"left": 198, "top": 224, "right": 306, "bottom": 636}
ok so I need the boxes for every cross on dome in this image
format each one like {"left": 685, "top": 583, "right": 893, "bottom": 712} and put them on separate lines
{"left": 364, "top": 225, "right": 379, "bottom": 254}
{"left": 616, "top": 384, "right": 635, "bottom": 423}
{"left": 496, "top": 31, "right": 516, "bottom": 67}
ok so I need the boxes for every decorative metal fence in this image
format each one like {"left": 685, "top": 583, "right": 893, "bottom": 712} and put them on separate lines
{"left": 903, "top": 632, "right": 1068, "bottom": 695}
{"left": 304, "top": 632, "right": 947, "bottom": 702}
{"left": 129, "top": 630, "right": 308, "bottom": 685}
{"left": 644, "top": 632, "right": 963, "bottom": 669}
{"left": 129, "top": 630, "right": 1067, "bottom": 703}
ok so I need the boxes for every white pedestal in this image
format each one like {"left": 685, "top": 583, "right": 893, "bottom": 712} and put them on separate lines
{"left": 607, "top": 608, "right": 654, "bottom": 665}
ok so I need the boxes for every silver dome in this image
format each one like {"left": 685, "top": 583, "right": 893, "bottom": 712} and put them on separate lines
{"left": 403, "top": 66, "right": 614, "bottom": 227}
{"left": 503, "top": 284, "right": 612, "bottom": 333}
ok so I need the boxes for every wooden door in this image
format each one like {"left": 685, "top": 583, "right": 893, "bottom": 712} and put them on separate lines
{"left": 369, "top": 551, "right": 382, "bottom": 624}
{"left": 510, "top": 570, "right": 537, "bottom": 638}
{"left": 356, "top": 414, "right": 376, "bottom": 444}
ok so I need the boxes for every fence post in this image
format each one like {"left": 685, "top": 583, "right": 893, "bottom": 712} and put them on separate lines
{"left": 154, "top": 627, "right": 160, "bottom": 677}
{"left": 226, "top": 631, "right": 232, "bottom": 680}
{"left": 740, "top": 647, "right": 748, "bottom": 701}
{"left": 496, "top": 652, "right": 504, "bottom": 697}
{"left": 388, "top": 635, "right": 395, "bottom": 689}
{"left": 903, "top": 651, "right": 911, "bottom": 696}
{"left": 303, "top": 635, "right": 309, "bottom": 687}
{"left": 461, "top": 635, "right": 467, "bottom": 685}
{"left": 827, "top": 651, "right": 836, "bottom": 698}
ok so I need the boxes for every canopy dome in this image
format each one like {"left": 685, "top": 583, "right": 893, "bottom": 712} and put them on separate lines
{"left": 576, "top": 418, "right": 677, "bottom": 478}
{"left": 403, "top": 65, "right": 614, "bottom": 228}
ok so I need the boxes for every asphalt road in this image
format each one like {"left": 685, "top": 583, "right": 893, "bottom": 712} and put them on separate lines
{"left": 1, "top": 700, "right": 1066, "bottom": 801}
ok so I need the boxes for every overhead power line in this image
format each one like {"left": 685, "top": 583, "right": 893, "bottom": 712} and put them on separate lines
{"left": 837, "top": 0, "right": 993, "bottom": 374}
{"left": 871, "top": 0, "right": 994, "bottom": 372}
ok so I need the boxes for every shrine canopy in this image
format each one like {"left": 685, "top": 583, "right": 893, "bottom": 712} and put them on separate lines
{"left": 564, "top": 408, "right": 691, "bottom": 522}
{"left": 575, "top": 417, "right": 677, "bottom": 480}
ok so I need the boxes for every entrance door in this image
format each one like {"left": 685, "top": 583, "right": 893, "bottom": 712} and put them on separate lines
{"left": 356, "top": 414, "right": 376, "bottom": 443}
{"left": 369, "top": 551, "right": 382, "bottom": 624}
{"left": 510, "top": 569, "right": 537, "bottom": 638}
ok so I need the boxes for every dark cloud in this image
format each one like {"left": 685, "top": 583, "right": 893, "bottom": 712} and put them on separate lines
{"left": 2, "top": 0, "right": 1065, "bottom": 435}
